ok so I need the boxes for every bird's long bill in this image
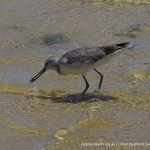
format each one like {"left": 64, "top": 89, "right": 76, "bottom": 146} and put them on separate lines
{"left": 30, "top": 67, "right": 46, "bottom": 83}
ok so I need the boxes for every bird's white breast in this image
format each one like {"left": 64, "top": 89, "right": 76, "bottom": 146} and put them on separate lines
{"left": 59, "top": 64, "right": 93, "bottom": 75}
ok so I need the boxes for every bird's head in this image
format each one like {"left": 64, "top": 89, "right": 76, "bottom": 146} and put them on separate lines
{"left": 44, "top": 56, "right": 59, "bottom": 70}
{"left": 30, "top": 56, "right": 59, "bottom": 83}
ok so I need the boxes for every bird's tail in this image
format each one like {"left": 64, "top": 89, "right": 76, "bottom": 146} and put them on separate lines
{"left": 103, "top": 42, "right": 131, "bottom": 55}
{"left": 115, "top": 42, "right": 135, "bottom": 52}
{"left": 116, "top": 42, "right": 130, "bottom": 48}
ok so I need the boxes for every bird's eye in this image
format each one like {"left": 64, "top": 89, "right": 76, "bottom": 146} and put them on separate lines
{"left": 45, "top": 62, "right": 48, "bottom": 65}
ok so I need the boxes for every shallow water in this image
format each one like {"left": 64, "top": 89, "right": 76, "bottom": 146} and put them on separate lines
{"left": 0, "top": 0, "right": 150, "bottom": 150}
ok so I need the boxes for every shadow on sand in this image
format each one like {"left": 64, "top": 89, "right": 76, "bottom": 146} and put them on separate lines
{"left": 37, "top": 93, "right": 118, "bottom": 104}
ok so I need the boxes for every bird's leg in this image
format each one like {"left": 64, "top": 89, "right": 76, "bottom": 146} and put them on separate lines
{"left": 82, "top": 74, "right": 89, "bottom": 95}
{"left": 93, "top": 68, "right": 103, "bottom": 89}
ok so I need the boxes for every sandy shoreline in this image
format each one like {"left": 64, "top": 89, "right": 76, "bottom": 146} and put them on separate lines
{"left": 0, "top": 91, "right": 150, "bottom": 150}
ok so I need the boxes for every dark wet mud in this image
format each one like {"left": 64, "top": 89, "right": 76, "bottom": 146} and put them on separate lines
{"left": 0, "top": 0, "right": 150, "bottom": 150}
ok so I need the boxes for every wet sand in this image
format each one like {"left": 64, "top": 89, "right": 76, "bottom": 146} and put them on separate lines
{"left": 0, "top": 0, "right": 150, "bottom": 150}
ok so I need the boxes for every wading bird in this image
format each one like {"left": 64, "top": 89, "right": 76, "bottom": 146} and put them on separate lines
{"left": 30, "top": 42, "right": 130, "bottom": 95}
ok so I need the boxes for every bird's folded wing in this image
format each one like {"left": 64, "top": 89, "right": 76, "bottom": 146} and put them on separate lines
{"left": 59, "top": 47, "right": 106, "bottom": 67}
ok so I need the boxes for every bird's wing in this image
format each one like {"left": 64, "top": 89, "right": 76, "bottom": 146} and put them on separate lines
{"left": 59, "top": 47, "right": 106, "bottom": 67}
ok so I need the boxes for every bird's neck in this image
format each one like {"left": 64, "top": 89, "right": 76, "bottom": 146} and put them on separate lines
{"left": 51, "top": 61, "right": 61, "bottom": 74}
